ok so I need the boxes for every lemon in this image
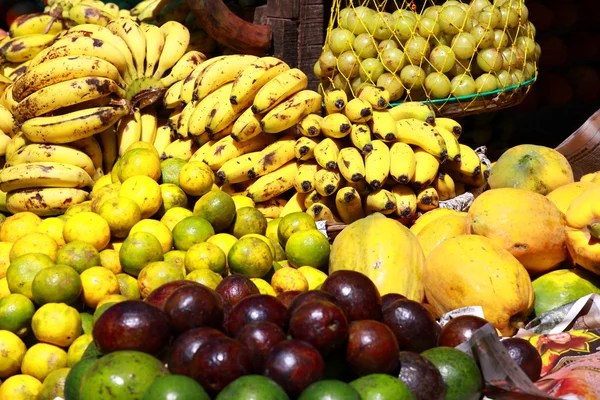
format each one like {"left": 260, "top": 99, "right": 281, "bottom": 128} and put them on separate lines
{"left": 63, "top": 212, "right": 111, "bottom": 251}
{"left": 0, "top": 374, "right": 42, "bottom": 399}
{"left": 230, "top": 207, "right": 268, "bottom": 238}
{"left": 6, "top": 253, "right": 55, "bottom": 299}
{"left": 80, "top": 267, "right": 120, "bottom": 308}
{"left": 31, "top": 265, "right": 82, "bottom": 306}
{"left": 9, "top": 232, "right": 59, "bottom": 262}
{"left": 111, "top": 157, "right": 122, "bottom": 183}
{"left": 119, "top": 232, "right": 164, "bottom": 277}
{"left": 184, "top": 242, "right": 227, "bottom": 275}
{"left": 193, "top": 190, "right": 236, "bottom": 232}
{"left": 158, "top": 183, "right": 188, "bottom": 216}
{"left": 96, "top": 294, "right": 127, "bottom": 309}
{"left": 125, "top": 141, "right": 161, "bottom": 159}
{"left": 0, "top": 278, "right": 9, "bottom": 300}
{"left": 64, "top": 201, "right": 92, "bottom": 216}
{"left": 241, "top": 234, "right": 276, "bottom": 259}
{"left": 270, "top": 267, "right": 309, "bottom": 295}
{"left": 21, "top": 343, "right": 67, "bottom": 382}
{"left": 250, "top": 278, "right": 277, "bottom": 296}
{"left": 116, "top": 273, "right": 141, "bottom": 300}
{"left": 160, "top": 207, "right": 194, "bottom": 231}
{"left": 172, "top": 216, "right": 215, "bottom": 251}
{"left": 98, "top": 197, "right": 142, "bottom": 239}
{"left": 285, "top": 229, "right": 330, "bottom": 269}
{"left": 186, "top": 269, "right": 223, "bottom": 289}
{"left": 206, "top": 233, "right": 237, "bottom": 267}
{"left": 137, "top": 261, "right": 185, "bottom": 299}
{"left": 120, "top": 175, "right": 163, "bottom": 219}
{"left": 179, "top": 161, "right": 215, "bottom": 197}
{"left": 119, "top": 148, "right": 161, "bottom": 182}
{"left": 31, "top": 303, "right": 82, "bottom": 347}
{"left": 0, "top": 330, "right": 26, "bottom": 378}
{"left": 297, "top": 266, "right": 328, "bottom": 290}
{"left": 90, "top": 174, "right": 113, "bottom": 196}
{"left": 99, "top": 249, "right": 122, "bottom": 274}
{"left": 277, "top": 212, "right": 317, "bottom": 246}
{"left": 110, "top": 240, "right": 124, "bottom": 252}
{"left": 66, "top": 334, "right": 93, "bottom": 367}
{"left": 90, "top": 183, "right": 121, "bottom": 213}
{"left": 0, "top": 242, "right": 12, "bottom": 278}
{"left": 231, "top": 195, "right": 255, "bottom": 210}
{"left": 0, "top": 212, "right": 41, "bottom": 242}
{"left": 36, "top": 218, "right": 66, "bottom": 248}
{"left": 164, "top": 250, "right": 186, "bottom": 273}
{"left": 55, "top": 241, "right": 100, "bottom": 274}
{"left": 129, "top": 219, "right": 173, "bottom": 254}
{"left": 228, "top": 237, "right": 273, "bottom": 278}
{"left": 160, "top": 157, "right": 187, "bottom": 185}
{"left": 38, "top": 367, "right": 70, "bottom": 400}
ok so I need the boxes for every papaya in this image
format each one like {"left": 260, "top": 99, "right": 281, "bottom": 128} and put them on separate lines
{"left": 409, "top": 208, "right": 466, "bottom": 236}
{"left": 488, "top": 144, "right": 574, "bottom": 195}
{"left": 329, "top": 213, "right": 424, "bottom": 301}
{"left": 546, "top": 181, "right": 598, "bottom": 215}
{"left": 466, "top": 188, "right": 567, "bottom": 274}
{"left": 423, "top": 234, "right": 534, "bottom": 336}
{"left": 417, "top": 214, "right": 468, "bottom": 257}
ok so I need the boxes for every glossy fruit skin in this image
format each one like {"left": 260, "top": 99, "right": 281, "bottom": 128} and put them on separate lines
{"left": 215, "top": 375, "right": 290, "bottom": 400}
{"left": 346, "top": 320, "right": 399, "bottom": 377}
{"left": 224, "top": 294, "right": 289, "bottom": 337}
{"left": 167, "top": 327, "right": 226, "bottom": 377}
{"left": 381, "top": 299, "right": 439, "bottom": 353}
{"left": 502, "top": 337, "right": 542, "bottom": 382}
{"left": 298, "top": 379, "right": 361, "bottom": 400}
{"left": 164, "top": 284, "right": 224, "bottom": 333}
{"left": 142, "top": 374, "right": 210, "bottom": 400}
{"left": 215, "top": 274, "right": 260, "bottom": 307}
{"left": 321, "top": 270, "right": 382, "bottom": 322}
{"left": 235, "top": 321, "right": 287, "bottom": 371}
{"left": 276, "top": 290, "right": 302, "bottom": 309}
{"left": 145, "top": 280, "right": 200, "bottom": 310}
{"left": 289, "top": 300, "right": 349, "bottom": 355}
{"left": 92, "top": 300, "right": 171, "bottom": 355}
{"left": 381, "top": 293, "right": 406, "bottom": 311}
{"left": 288, "top": 290, "right": 337, "bottom": 315}
{"left": 438, "top": 315, "right": 488, "bottom": 348}
{"left": 397, "top": 351, "right": 446, "bottom": 400}
{"left": 263, "top": 339, "right": 325, "bottom": 396}
{"left": 191, "top": 336, "right": 254, "bottom": 393}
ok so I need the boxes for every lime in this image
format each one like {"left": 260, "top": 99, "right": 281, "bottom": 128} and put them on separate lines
{"left": 67, "top": 333, "right": 93, "bottom": 367}
{"left": 116, "top": 273, "right": 141, "bottom": 300}
{"left": 0, "top": 241, "right": 12, "bottom": 278}
{"left": 129, "top": 219, "right": 173, "bottom": 254}
{"left": 118, "top": 148, "right": 161, "bottom": 182}
{"left": 92, "top": 302, "right": 117, "bottom": 325}
{"left": 164, "top": 250, "right": 187, "bottom": 273}
{"left": 285, "top": 229, "right": 330, "bottom": 269}
{"left": 137, "top": 261, "right": 185, "bottom": 298}
{"left": 172, "top": 216, "right": 215, "bottom": 251}
{"left": 0, "top": 293, "right": 35, "bottom": 336}
{"left": 6, "top": 253, "right": 55, "bottom": 299}
{"left": 158, "top": 183, "right": 189, "bottom": 216}
{"left": 90, "top": 183, "right": 121, "bottom": 213}
{"left": 38, "top": 367, "right": 70, "bottom": 400}
{"left": 80, "top": 267, "right": 120, "bottom": 308}
{"left": 160, "top": 157, "right": 187, "bottom": 185}
{"left": 250, "top": 278, "right": 277, "bottom": 296}
{"left": 532, "top": 268, "right": 600, "bottom": 316}
{"left": 0, "top": 374, "right": 42, "bottom": 399}
{"left": 56, "top": 241, "right": 100, "bottom": 274}
{"left": 231, "top": 194, "right": 255, "bottom": 210}
{"left": 228, "top": 237, "right": 273, "bottom": 278}
{"left": 299, "top": 380, "right": 360, "bottom": 400}
{"left": 160, "top": 206, "right": 193, "bottom": 231}
{"left": 21, "top": 342, "right": 68, "bottom": 382}
{"left": 297, "top": 266, "right": 328, "bottom": 290}
{"left": 206, "top": 233, "right": 238, "bottom": 267}
{"left": 31, "top": 264, "right": 82, "bottom": 305}
{"left": 421, "top": 347, "right": 483, "bottom": 400}
{"left": 125, "top": 141, "right": 160, "bottom": 159}
{"left": 277, "top": 212, "right": 317, "bottom": 246}
{"left": 98, "top": 197, "right": 142, "bottom": 239}
{"left": 216, "top": 375, "right": 289, "bottom": 400}
{"left": 37, "top": 217, "right": 66, "bottom": 247}
{"left": 0, "top": 211, "right": 41, "bottom": 242}
{"left": 193, "top": 190, "right": 236, "bottom": 232}
{"left": 99, "top": 249, "right": 122, "bottom": 274}
{"left": 65, "top": 201, "right": 92, "bottom": 216}
{"left": 350, "top": 374, "right": 416, "bottom": 400}
{"left": 271, "top": 267, "right": 309, "bottom": 295}
{"left": 119, "top": 232, "right": 164, "bottom": 277}
{"left": 185, "top": 242, "right": 227, "bottom": 275}
{"left": 120, "top": 175, "right": 163, "bottom": 219}
{"left": 230, "top": 207, "right": 267, "bottom": 238}
{"left": 142, "top": 374, "right": 210, "bottom": 400}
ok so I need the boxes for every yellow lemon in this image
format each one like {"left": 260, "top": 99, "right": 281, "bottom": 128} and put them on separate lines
{"left": 125, "top": 141, "right": 160, "bottom": 159}
{"left": 241, "top": 234, "right": 276, "bottom": 259}
{"left": 120, "top": 175, "right": 163, "bottom": 219}
{"left": 129, "top": 219, "right": 173, "bottom": 254}
{"left": 0, "top": 278, "right": 9, "bottom": 300}
{"left": 178, "top": 161, "right": 214, "bottom": 197}
{"left": 184, "top": 242, "right": 226, "bottom": 276}
{"left": 63, "top": 212, "right": 111, "bottom": 251}
{"left": 90, "top": 183, "right": 121, "bottom": 213}
{"left": 66, "top": 334, "right": 93, "bottom": 367}
{"left": 38, "top": 367, "right": 70, "bottom": 400}
{"left": 270, "top": 267, "right": 309, "bottom": 295}
{"left": 297, "top": 266, "right": 328, "bottom": 290}
{"left": 31, "top": 265, "right": 82, "bottom": 306}
{"left": 0, "top": 242, "right": 12, "bottom": 278}
{"left": 164, "top": 250, "right": 186, "bottom": 274}
{"left": 80, "top": 267, "right": 119, "bottom": 308}
{"left": 119, "top": 148, "right": 161, "bottom": 182}
{"left": 231, "top": 195, "right": 255, "bottom": 210}
{"left": 0, "top": 374, "right": 42, "bottom": 400}
{"left": 90, "top": 174, "right": 113, "bottom": 196}
{"left": 64, "top": 201, "right": 92, "bottom": 216}
{"left": 115, "top": 273, "right": 141, "bottom": 300}
{"left": 99, "top": 249, "right": 122, "bottom": 274}
{"left": 186, "top": 269, "right": 223, "bottom": 289}
{"left": 0, "top": 212, "right": 41, "bottom": 243}
{"left": 250, "top": 278, "right": 277, "bottom": 296}
{"left": 277, "top": 212, "right": 316, "bottom": 246}
{"left": 0, "top": 330, "right": 26, "bottom": 378}
{"left": 36, "top": 218, "right": 66, "bottom": 247}
{"left": 9, "top": 233, "right": 59, "bottom": 262}
{"left": 206, "top": 233, "right": 237, "bottom": 267}
{"left": 137, "top": 261, "right": 185, "bottom": 299}
{"left": 6, "top": 253, "right": 55, "bottom": 300}
{"left": 160, "top": 207, "right": 193, "bottom": 231}
{"left": 96, "top": 294, "right": 127, "bottom": 309}
{"left": 31, "top": 303, "right": 82, "bottom": 347}
{"left": 111, "top": 157, "right": 122, "bottom": 184}
{"left": 20, "top": 343, "right": 67, "bottom": 382}
{"left": 98, "top": 197, "right": 142, "bottom": 239}
{"left": 109, "top": 240, "right": 124, "bottom": 252}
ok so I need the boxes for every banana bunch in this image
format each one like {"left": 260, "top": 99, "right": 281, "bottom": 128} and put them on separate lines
{"left": 44, "top": 0, "right": 127, "bottom": 26}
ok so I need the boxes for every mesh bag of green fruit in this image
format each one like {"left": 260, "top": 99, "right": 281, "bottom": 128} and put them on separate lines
{"left": 317, "top": 0, "right": 539, "bottom": 116}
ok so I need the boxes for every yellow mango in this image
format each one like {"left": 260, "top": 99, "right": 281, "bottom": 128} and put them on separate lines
{"left": 546, "top": 181, "right": 598, "bottom": 215}
{"left": 417, "top": 214, "right": 468, "bottom": 257}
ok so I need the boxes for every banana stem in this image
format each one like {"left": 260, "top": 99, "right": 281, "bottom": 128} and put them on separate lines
{"left": 588, "top": 223, "right": 600, "bottom": 239}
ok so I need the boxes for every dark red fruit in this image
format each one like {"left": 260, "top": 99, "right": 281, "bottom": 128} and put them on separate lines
{"left": 263, "top": 339, "right": 325, "bottom": 396}
{"left": 215, "top": 274, "right": 260, "bottom": 307}
{"left": 167, "top": 327, "right": 226, "bottom": 376}
{"left": 438, "top": 315, "right": 488, "bottom": 348}
{"left": 191, "top": 336, "right": 254, "bottom": 393}
{"left": 145, "top": 280, "right": 200, "bottom": 310}
{"left": 397, "top": 351, "right": 446, "bottom": 400}
{"left": 235, "top": 321, "right": 287, "bottom": 371}
{"left": 92, "top": 300, "right": 170, "bottom": 355}
{"left": 382, "top": 299, "right": 439, "bottom": 353}
{"left": 276, "top": 290, "right": 302, "bottom": 309}
{"left": 224, "top": 294, "right": 288, "bottom": 337}
{"left": 502, "top": 337, "right": 543, "bottom": 382}
{"left": 164, "top": 284, "right": 224, "bottom": 333}
{"left": 381, "top": 293, "right": 407, "bottom": 311}
{"left": 288, "top": 290, "right": 337, "bottom": 315}
{"left": 289, "top": 300, "right": 348, "bottom": 355}
{"left": 346, "top": 320, "right": 399, "bottom": 376}
{"left": 321, "top": 270, "right": 381, "bottom": 321}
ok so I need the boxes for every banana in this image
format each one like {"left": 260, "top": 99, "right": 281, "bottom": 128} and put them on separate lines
{"left": 71, "top": 135, "right": 104, "bottom": 180}
{"left": 204, "top": 99, "right": 243, "bottom": 136}
{"left": 187, "top": 83, "right": 232, "bottom": 137}
{"left": 321, "top": 113, "right": 352, "bottom": 139}
{"left": 168, "top": 106, "right": 183, "bottom": 134}
{"left": 412, "top": 148, "right": 440, "bottom": 190}
{"left": 416, "top": 186, "right": 439, "bottom": 211}
{"left": 0, "top": 162, "right": 95, "bottom": 192}
{"left": 294, "top": 137, "right": 320, "bottom": 161}
{"left": 21, "top": 104, "right": 129, "bottom": 144}
{"left": 357, "top": 85, "right": 389, "bottom": 110}
{"left": 7, "top": 62, "right": 30, "bottom": 82}
{"left": 9, "top": 13, "right": 64, "bottom": 37}
{"left": 215, "top": 151, "right": 262, "bottom": 185}
{"left": 6, "top": 133, "right": 30, "bottom": 161}
{"left": 163, "top": 79, "right": 184, "bottom": 109}
{"left": 293, "top": 161, "right": 319, "bottom": 193}
{"left": 389, "top": 142, "right": 416, "bottom": 184}
{"left": 335, "top": 186, "right": 365, "bottom": 224}
{"left": 436, "top": 126, "right": 461, "bottom": 163}
{"left": 350, "top": 123, "right": 373, "bottom": 155}
{"left": 338, "top": 147, "right": 366, "bottom": 183}
{"left": 315, "top": 168, "right": 342, "bottom": 197}
{"left": 140, "top": 23, "right": 165, "bottom": 78}
{"left": 445, "top": 164, "right": 486, "bottom": 188}
{"left": 231, "top": 107, "right": 262, "bottom": 142}
{"left": 396, "top": 118, "right": 448, "bottom": 161}
{"left": 0, "top": 34, "right": 56, "bottom": 63}
{"left": 432, "top": 172, "right": 456, "bottom": 200}
{"left": 304, "top": 189, "right": 331, "bottom": 209}
{"left": 188, "top": 138, "right": 216, "bottom": 163}
{"left": 13, "top": 77, "right": 126, "bottom": 122}
{"left": 133, "top": 0, "right": 166, "bottom": 19}
{"left": 152, "top": 122, "right": 173, "bottom": 155}
{"left": 0, "top": 104, "right": 15, "bottom": 137}
{"left": 6, "top": 187, "right": 89, "bottom": 216}
{"left": 251, "top": 68, "right": 308, "bottom": 114}
{"left": 434, "top": 117, "right": 462, "bottom": 138}
{"left": 162, "top": 138, "right": 199, "bottom": 161}
{"left": 116, "top": 111, "right": 142, "bottom": 156}
{"left": 370, "top": 110, "right": 398, "bottom": 142}
{"left": 248, "top": 134, "right": 297, "bottom": 179}
{"left": 314, "top": 138, "right": 344, "bottom": 171}
{"left": 68, "top": 3, "right": 113, "bottom": 26}
{"left": 5, "top": 143, "right": 96, "bottom": 178}
{"left": 306, "top": 202, "right": 341, "bottom": 223}
{"left": 103, "top": 2, "right": 121, "bottom": 18}
{"left": 255, "top": 197, "right": 287, "bottom": 219}
{"left": 260, "top": 90, "right": 322, "bottom": 134}
{"left": 298, "top": 114, "right": 323, "bottom": 138}
{"left": 388, "top": 101, "right": 435, "bottom": 124}
{"left": 323, "top": 88, "right": 347, "bottom": 114}
{"left": 140, "top": 108, "right": 158, "bottom": 143}
{"left": 194, "top": 54, "right": 257, "bottom": 101}
{"left": 106, "top": 18, "right": 147, "bottom": 77}
{"left": 344, "top": 98, "right": 373, "bottom": 123}
{"left": 180, "top": 61, "right": 214, "bottom": 105}
{"left": 364, "top": 139, "right": 390, "bottom": 191}
{"left": 280, "top": 192, "right": 307, "bottom": 217}
{"left": 99, "top": 126, "right": 118, "bottom": 173}
{"left": 174, "top": 100, "right": 196, "bottom": 139}
{"left": 391, "top": 184, "right": 417, "bottom": 219}
{"left": 246, "top": 161, "right": 299, "bottom": 203}
{"left": 365, "top": 188, "right": 397, "bottom": 215}
{"left": 0, "top": 85, "right": 17, "bottom": 115}
{"left": 159, "top": 50, "right": 205, "bottom": 88}
{"left": 444, "top": 143, "right": 482, "bottom": 178}
{"left": 204, "top": 133, "right": 276, "bottom": 171}
{"left": 0, "top": 130, "right": 10, "bottom": 156}
{"left": 230, "top": 56, "right": 290, "bottom": 108}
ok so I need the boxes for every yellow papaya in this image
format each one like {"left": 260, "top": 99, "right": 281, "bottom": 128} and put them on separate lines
{"left": 417, "top": 214, "right": 468, "bottom": 257}
{"left": 466, "top": 188, "right": 567, "bottom": 274}
{"left": 409, "top": 208, "right": 465, "bottom": 236}
{"left": 424, "top": 234, "right": 534, "bottom": 336}
{"left": 329, "top": 212, "right": 424, "bottom": 301}
{"left": 580, "top": 172, "right": 599, "bottom": 182}
{"left": 546, "top": 181, "right": 598, "bottom": 215}
{"left": 565, "top": 185, "right": 600, "bottom": 275}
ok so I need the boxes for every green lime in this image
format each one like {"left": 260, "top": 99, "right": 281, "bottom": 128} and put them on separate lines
{"left": 285, "top": 229, "right": 330, "bottom": 269}
{"left": 164, "top": 250, "right": 187, "bottom": 273}
{"left": 158, "top": 183, "right": 189, "bottom": 217}
{"left": 56, "top": 241, "right": 101, "bottom": 274}
{"left": 298, "top": 380, "right": 361, "bottom": 400}
{"left": 119, "top": 232, "right": 164, "bottom": 277}
{"left": 277, "top": 212, "right": 317, "bottom": 246}
{"left": 421, "top": 347, "right": 482, "bottom": 400}
{"left": 216, "top": 375, "right": 289, "bottom": 400}
{"left": 193, "top": 190, "right": 236, "bottom": 232}
{"left": 116, "top": 273, "right": 141, "bottom": 300}
{"left": 228, "top": 237, "right": 273, "bottom": 278}
{"left": 138, "top": 261, "right": 185, "bottom": 298}
{"left": 532, "top": 268, "right": 600, "bottom": 316}
{"left": 160, "top": 157, "right": 187, "bottom": 185}
{"left": 349, "top": 374, "right": 416, "bottom": 400}
{"left": 229, "top": 207, "right": 267, "bottom": 238}
{"left": 172, "top": 216, "right": 215, "bottom": 251}
{"left": 5, "top": 253, "right": 55, "bottom": 299}
{"left": 185, "top": 242, "right": 227, "bottom": 275}
{"left": 0, "top": 293, "right": 35, "bottom": 336}
{"left": 142, "top": 374, "right": 210, "bottom": 400}
{"left": 32, "top": 264, "right": 82, "bottom": 305}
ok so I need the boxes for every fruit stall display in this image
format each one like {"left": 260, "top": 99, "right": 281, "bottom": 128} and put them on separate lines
{"left": 0, "top": 0, "right": 600, "bottom": 399}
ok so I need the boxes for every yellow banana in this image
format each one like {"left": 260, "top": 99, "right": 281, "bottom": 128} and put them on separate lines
{"left": 314, "top": 138, "right": 344, "bottom": 171}
{"left": 315, "top": 168, "right": 342, "bottom": 197}
{"left": 174, "top": 100, "right": 196, "bottom": 139}
{"left": 247, "top": 134, "right": 297, "bottom": 179}
{"left": 68, "top": 3, "right": 113, "bottom": 26}
{"left": 205, "top": 99, "right": 243, "bottom": 136}
{"left": 99, "top": 126, "right": 118, "bottom": 173}
{"left": 434, "top": 117, "right": 462, "bottom": 138}
{"left": 335, "top": 186, "right": 365, "bottom": 224}
{"left": 231, "top": 107, "right": 262, "bottom": 142}
{"left": 5, "top": 133, "right": 29, "bottom": 161}
{"left": 304, "top": 189, "right": 332, "bottom": 209}
{"left": 106, "top": 18, "right": 147, "bottom": 77}
{"left": 163, "top": 79, "right": 184, "bottom": 109}
{"left": 388, "top": 101, "right": 435, "bottom": 124}
{"left": 412, "top": 148, "right": 440, "bottom": 190}
{"left": 251, "top": 68, "right": 308, "bottom": 114}
{"left": 194, "top": 54, "right": 257, "bottom": 100}
{"left": 321, "top": 113, "right": 352, "bottom": 139}
{"left": 0, "top": 104, "right": 15, "bottom": 137}
{"left": 0, "top": 34, "right": 56, "bottom": 63}
{"left": 255, "top": 197, "right": 287, "bottom": 219}
{"left": 260, "top": 90, "right": 322, "bottom": 134}
{"left": 338, "top": 147, "right": 366, "bottom": 183}
{"left": 364, "top": 139, "right": 390, "bottom": 191}
{"left": 159, "top": 50, "right": 205, "bottom": 88}
{"left": 323, "top": 88, "right": 347, "bottom": 114}
{"left": 117, "top": 111, "right": 142, "bottom": 156}
{"left": 294, "top": 161, "right": 319, "bottom": 193}
{"left": 391, "top": 184, "right": 417, "bottom": 219}
{"left": 350, "top": 123, "right": 373, "bottom": 155}
{"left": 436, "top": 126, "right": 461, "bottom": 163}
{"left": 179, "top": 62, "right": 211, "bottom": 104}
{"left": 280, "top": 192, "right": 307, "bottom": 217}
{"left": 204, "top": 133, "right": 276, "bottom": 171}
{"left": 187, "top": 83, "right": 232, "bottom": 137}
{"left": 188, "top": 138, "right": 216, "bottom": 163}
{"left": 432, "top": 171, "right": 456, "bottom": 200}
{"left": 358, "top": 85, "right": 390, "bottom": 110}
{"left": 416, "top": 186, "right": 439, "bottom": 211}
{"left": 365, "top": 188, "right": 397, "bottom": 215}
{"left": 72, "top": 135, "right": 105, "bottom": 180}
{"left": 444, "top": 143, "right": 482, "bottom": 178}
{"left": 5, "top": 143, "right": 96, "bottom": 178}
{"left": 7, "top": 62, "right": 29, "bottom": 83}
{"left": 344, "top": 98, "right": 373, "bottom": 123}
{"left": 0, "top": 130, "right": 10, "bottom": 156}
{"left": 306, "top": 202, "right": 341, "bottom": 223}
{"left": 103, "top": 2, "right": 121, "bottom": 18}
{"left": 370, "top": 110, "right": 398, "bottom": 142}
{"left": 0, "top": 85, "right": 17, "bottom": 114}
{"left": 294, "top": 137, "right": 320, "bottom": 161}
{"left": 389, "top": 142, "right": 416, "bottom": 185}
{"left": 298, "top": 114, "right": 323, "bottom": 138}
{"left": 454, "top": 181, "right": 466, "bottom": 196}
{"left": 162, "top": 138, "right": 199, "bottom": 161}
{"left": 0, "top": 162, "right": 95, "bottom": 192}
{"left": 230, "top": 56, "right": 290, "bottom": 108}
{"left": 9, "top": 13, "right": 64, "bottom": 37}
{"left": 153, "top": 122, "right": 173, "bottom": 155}
{"left": 246, "top": 161, "right": 299, "bottom": 203}
{"left": 140, "top": 108, "right": 158, "bottom": 143}
{"left": 6, "top": 187, "right": 89, "bottom": 216}
{"left": 215, "top": 151, "right": 262, "bottom": 185}
{"left": 396, "top": 118, "right": 448, "bottom": 161}
{"left": 141, "top": 23, "right": 165, "bottom": 78}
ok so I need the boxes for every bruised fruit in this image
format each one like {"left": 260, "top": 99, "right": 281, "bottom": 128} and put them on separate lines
{"left": 438, "top": 315, "right": 488, "bottom": 348}
{"left": 346, "top": 320, "right": 399, "bottom": 376}
{"left": 321, "top": 270, "right": 382, "bottom": 322}
{"left": 167, "top": 327, "right": 226, "bottom": 377}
